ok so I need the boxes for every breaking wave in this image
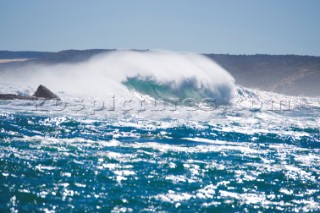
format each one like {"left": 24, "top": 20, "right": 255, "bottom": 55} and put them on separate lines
{"left": 0, "top": 50, "right": 236, "bottom": 104}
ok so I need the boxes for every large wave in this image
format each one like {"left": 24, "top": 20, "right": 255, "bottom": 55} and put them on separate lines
{"left": 0, "top": 51, "right": 236, "bottom": 104}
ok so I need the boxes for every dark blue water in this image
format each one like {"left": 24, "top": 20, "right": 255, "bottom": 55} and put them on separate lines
{"left": 0, "top": 110, "right": 319, "bottom": 212}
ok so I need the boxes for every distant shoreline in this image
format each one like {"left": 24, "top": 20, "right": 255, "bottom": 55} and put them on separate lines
{"left": 0, "top": 58, "right": 31, "bottom": 64}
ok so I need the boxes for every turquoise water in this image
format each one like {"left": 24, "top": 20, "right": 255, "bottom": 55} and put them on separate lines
{"left": 1, "top": 106, "right": 319, "bottom": 212}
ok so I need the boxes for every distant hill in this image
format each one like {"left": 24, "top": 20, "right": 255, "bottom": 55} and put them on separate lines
{"left": 36, "top": 49, "right": 115, "bottom": 63}
{"left": 0, "top": 51, "right": 52, "bottom": 59}
{"left": 205, "top": 54, "right": 320, "bottom": 97}
{"left": 0, "top": 50, "right": 319, "bottom": 97}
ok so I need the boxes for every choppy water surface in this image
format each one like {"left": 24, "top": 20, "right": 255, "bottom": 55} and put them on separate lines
{"left": 0, "top": 50, "right": 319, "bottom": 211}
{"left": 0, "top": 96, "right": 319, "bottom": 212}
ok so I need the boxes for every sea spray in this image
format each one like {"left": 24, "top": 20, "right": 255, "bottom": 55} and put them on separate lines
{"left": 0, "top": 51, "right": 236, "bottom": 104}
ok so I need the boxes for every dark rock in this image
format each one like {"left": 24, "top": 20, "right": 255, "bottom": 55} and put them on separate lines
{"left": 0, "top": 94, "right": 37, "bottom": 100}
{"left": 33, "top": 85, "right": 60, "bottom": 100}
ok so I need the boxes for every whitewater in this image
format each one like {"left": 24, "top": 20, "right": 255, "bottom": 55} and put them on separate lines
{"left": 0, "top": 51, "right": 319, "bottom": 212}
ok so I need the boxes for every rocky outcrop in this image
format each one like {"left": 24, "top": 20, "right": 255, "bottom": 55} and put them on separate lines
{"left": 33, "top": 85, "right": 60, "bottom": 99}
{"left": 0, "top": 85, "right": 60, "bottom": 100}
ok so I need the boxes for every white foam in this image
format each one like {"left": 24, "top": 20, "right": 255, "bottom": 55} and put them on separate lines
{"left": 0, "top": 50, "right": 236, "bottom": 104}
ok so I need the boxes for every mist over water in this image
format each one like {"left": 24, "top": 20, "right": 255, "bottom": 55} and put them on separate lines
{"left": 0, "top": 51, "right": 236, "bottom": 104}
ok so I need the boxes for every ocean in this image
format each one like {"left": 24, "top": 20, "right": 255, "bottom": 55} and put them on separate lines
{"left": 0, "top": 51, "right": 319, "bottom": 212}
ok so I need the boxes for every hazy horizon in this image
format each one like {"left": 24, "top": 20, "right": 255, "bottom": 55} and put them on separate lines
{"left": 1, "top": 49, "right": 320, "bottom": 57}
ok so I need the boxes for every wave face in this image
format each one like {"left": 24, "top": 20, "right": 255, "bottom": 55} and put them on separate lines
{"left": 0, "top": 51, "right": 320, "bottom": 212}
{"left": 123, "top": 75, "right": 234, "bottom": 104}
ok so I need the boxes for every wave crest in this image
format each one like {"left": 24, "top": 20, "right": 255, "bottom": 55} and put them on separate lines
{"left": 0, "top": 50, "right": 236, "bottom": 104}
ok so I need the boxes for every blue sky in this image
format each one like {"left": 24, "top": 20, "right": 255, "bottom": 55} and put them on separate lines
{"left": 0, "top": 0, "right": 319, "bottom": 55}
